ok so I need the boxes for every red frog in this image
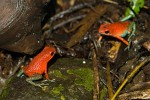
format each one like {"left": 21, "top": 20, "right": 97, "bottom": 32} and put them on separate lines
{"left": 19, "top": 46, "right": 56, "bottom": 87}
{"left": 98, "top": 21, "right": 135, "bottom": 48}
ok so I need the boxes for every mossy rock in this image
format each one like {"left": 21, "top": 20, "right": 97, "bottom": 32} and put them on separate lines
{"left": 0, "top": 58, "right": 94, "bottom": 100}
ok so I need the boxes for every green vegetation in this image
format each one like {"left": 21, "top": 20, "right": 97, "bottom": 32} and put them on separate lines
{"left": 125, "top": 0, "right": 144, "bottom": 16}
{"left": 121, "top": 0, "right": 145, "bottom": 21}
{"left": 50, "top": 84, "right": 64, "bottom": 96}
{"left": 52, "top": 70, "right": 67, "bottom": 80}
{"left": 67, "top": 68, "right": 94, "bottom": 91}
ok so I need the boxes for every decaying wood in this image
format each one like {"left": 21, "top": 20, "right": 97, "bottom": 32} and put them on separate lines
{"left": 66, "top": 4, "right": 109, "bottom": 48}
{"left": 92, "top": 49, "right": 100, "bottom": 100}
{"left": 0, "top": 0, "right": 51, "bottom": 54}
{"left": 106, "top": 61, "right": 114, "bottom": 99}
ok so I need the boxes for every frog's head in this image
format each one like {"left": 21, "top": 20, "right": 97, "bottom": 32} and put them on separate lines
{"left": 98, "top": 23, "right": 110, "bottom": 35}
{"left": 43, "top": 46, "right": 56, "bottom": 58}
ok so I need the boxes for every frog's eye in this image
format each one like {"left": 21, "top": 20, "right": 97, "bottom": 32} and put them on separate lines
{"left": 50, "top": 52, "right": 55, "bottom": 56}
{"left": 104, "top": 30, "right": 109, "bottom": 34}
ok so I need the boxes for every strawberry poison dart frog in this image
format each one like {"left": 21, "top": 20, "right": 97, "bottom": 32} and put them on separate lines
{"left": 98, "top": 21, "right": 136, "bottom": 48}
{"left": 19, "top": 46, "right": 56, "bottom": 87}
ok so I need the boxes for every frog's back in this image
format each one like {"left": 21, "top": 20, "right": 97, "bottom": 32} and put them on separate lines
{"left": 23, "top": 56, "right": 48, "bottom": 77}
{"left": 108, "top": 21, "right": 130, "bottom": 36}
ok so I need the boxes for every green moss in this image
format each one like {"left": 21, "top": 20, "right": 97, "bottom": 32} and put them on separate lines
{"left": 100, "top": 86, "right": 107, "bottom": 100}
{"left": 0, "top": 77, "right": 14, "bottom": 99}
{"left": 52, "top": 70, "right": 67, "bottom": 80}
{"left": 50, "top": 84, "right": 64, "bottom": 96}
{"left": 60, "top": 95, "right": 65, "bottom": 100}
{"left": 67, "top": 68, "right": 94, "bottom": 91}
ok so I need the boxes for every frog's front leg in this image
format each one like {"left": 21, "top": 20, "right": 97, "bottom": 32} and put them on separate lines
{"left": 26, "top": 74, "right": 48, "bottom": 88}
{"left": 97, "top": 35, "right": 103, "bottom": 47}
{"left": 45, "top": 67, "right": 49, "bottom": 80}
{"left": 17, "top": 68, "right": 24, "bottom": 77}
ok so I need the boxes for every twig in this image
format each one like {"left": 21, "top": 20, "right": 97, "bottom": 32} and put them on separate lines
{"left": 106, "top": 61, "right": 114, "bottom": 99}
{"left": 103, "top": 0, "right": 118, "bottom": 5}
{"left": 102, "top": 66, "right": 119, "bottom": 79}
{"left": 49, "top": 2, "right": 94, "bottom": 24}
{"left": 44, "top": 2, "right": 95, "bottom": 35}
{"left": 43, "top": 14, "right": 86, "bottom": 40}
{"left": 111, "top": 57, "right": 150, "bottom": 100}
{"left": 66, "top": 4, "right": 109, "bottom": 48}
{"left": 92, "top": 49, "right": 100, "bottom": 100}
{"left": 52, "top": 15, "right": 86, "bottom": 30}
{"left": 103, "top": 0, "right": 149, "bottom": 9}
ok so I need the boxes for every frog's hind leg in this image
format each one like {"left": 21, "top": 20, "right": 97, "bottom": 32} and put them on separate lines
{"left": 112, "top": 35, "right": 129, "bottom": 45}
{"left": 128, "top": 22, "right": 136, "bottom": 42}
{"left": 26, "top": 74, "right": 48, "bottom": 87}
{"left": 126, "top": 22, "right": 136, "bottom": 50}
